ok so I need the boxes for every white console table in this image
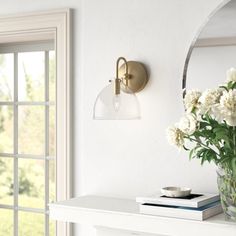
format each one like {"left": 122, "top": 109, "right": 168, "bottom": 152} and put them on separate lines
{"left": 49, "top": 195, "right": 236, "bottom": 236}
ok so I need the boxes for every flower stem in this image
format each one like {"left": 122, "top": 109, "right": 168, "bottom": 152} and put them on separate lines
{"left": 234, "top": 127, "right": 236, "bottom": 156}
{"left": 187, "top": 136, "right": 221, "bottom": 159}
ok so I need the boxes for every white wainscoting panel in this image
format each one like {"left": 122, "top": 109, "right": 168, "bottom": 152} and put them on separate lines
{"left": 96, "top": 227, "right": 167, "bottom": 236}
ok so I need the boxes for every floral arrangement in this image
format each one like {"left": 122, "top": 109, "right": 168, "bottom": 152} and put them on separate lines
{"left": 167, "top": 68, "right": 236, "bottom": 176}
{"left": 167, "top": 68, "right": 236, "bottom": 220}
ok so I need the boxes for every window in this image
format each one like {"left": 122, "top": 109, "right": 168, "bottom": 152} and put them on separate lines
{"left": 0, "top": 42, "right": 56, "bottom": 236}
{"left": 0, "top": 10, "right": 72, "bottom": 236}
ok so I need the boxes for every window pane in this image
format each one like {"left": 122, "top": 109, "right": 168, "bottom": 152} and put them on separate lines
{"left": 49, "top": 219, "right": 56, "bottom": 236}
{"left": 18, "top": 159, "right": 44, "bottom": 209}
{"left": 0, "top": 53, "right": 14, "bottom": 101}
{"left": 0, "top": 157, "right": 13, "bottom": 205}
{"left": 18, "top": 52, "right": 45, "bottom": 101}
{"left": 0, "top": 105, "right": 13, "bottom": 153}
{"left": 0, "top": 209, "right": 13, "bottom": 235}
{"left": 18, "top": 106, "right": 45, "bottom": 155}
{"left": 19, "top": 211, "right": 44, "bottom": 236}
{"left": 49, "top": 159, "right": 55, "bottom": 203}
{"left": 49, "top": 51, "right": 55, "bottom": 102}
{"left": 49, "top": 106, "right": 55, "bottom": 156}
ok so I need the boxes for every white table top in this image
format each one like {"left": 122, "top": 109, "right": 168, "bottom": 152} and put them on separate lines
{"left": 49, "top": 195, "right": 236, "bottom": 236}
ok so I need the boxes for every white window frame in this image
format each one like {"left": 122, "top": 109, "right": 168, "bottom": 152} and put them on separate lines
{"left": 0, "top": 9, "right": 72, "bottom": 236}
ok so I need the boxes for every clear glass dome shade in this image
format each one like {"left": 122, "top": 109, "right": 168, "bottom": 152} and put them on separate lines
{"left": 93, "top": 80, "right": 140, "bottom": 120}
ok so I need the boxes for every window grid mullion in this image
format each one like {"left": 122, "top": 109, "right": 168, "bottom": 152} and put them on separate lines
{"left": 0, "top": 204, "right": 47, "bottom": 213}
{"left": 0, "top": 153, "right": 55, "bottom": 160}
{"left": 13, "top": 52, "right": 18, "bottom": 236}
{"left": 45, "top": 51, "right": 50, "bottom": 236}
{"left": 0, "top": 101, "right": 55, "bottom": 106}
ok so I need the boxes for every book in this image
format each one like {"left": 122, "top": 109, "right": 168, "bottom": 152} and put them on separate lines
{"left": 139, "top": 201, "right": 222, "bottom": 221}
{"left": 136, "top": 193, "right": 220, "bottom": 208}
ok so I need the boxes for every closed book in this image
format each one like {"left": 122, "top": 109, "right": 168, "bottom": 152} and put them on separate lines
{"left": 136, "top": 193, "right": 220, "bottom": 208}
{"left": 139, "top": 201, "right": 222, "bottom": 221}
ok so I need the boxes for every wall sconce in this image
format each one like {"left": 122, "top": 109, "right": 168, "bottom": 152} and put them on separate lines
{"left": 93, "top": 57, "right": 148, "bottom": 120}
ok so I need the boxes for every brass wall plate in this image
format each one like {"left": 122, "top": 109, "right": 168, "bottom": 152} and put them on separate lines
{"left": 118, "top": 61, "right": 148, "bottom": 93}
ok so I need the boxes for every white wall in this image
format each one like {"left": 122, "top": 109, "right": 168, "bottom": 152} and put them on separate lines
{"left": 78, "top": 0, "right": 226, "bottom": 197}
{"left": 0, "top": 0, "right": 229, "bottom": 235}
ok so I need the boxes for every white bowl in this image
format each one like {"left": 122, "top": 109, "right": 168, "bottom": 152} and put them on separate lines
{"left": 161, "top": 187, "right": 192, "bottom": 198}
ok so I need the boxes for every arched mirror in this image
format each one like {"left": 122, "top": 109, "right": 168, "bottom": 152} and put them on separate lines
{"left": 183, "top": 0, "right": 236, "bottom": 96}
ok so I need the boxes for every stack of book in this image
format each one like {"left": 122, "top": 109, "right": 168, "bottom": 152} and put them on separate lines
{"left": 136, "top": 193, "right": 222, "bottom": 221}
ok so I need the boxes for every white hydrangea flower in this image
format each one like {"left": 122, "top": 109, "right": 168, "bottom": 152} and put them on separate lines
{"left": 199, "top": 88, "right": 223, "bottom": 114}
{"left": 210, "top": 104, "right": 224, "bottom": 123}
{"left": 226, "top": 68, "right": 236, "bottom": 82}
{"left": 178, "top": 113, "right": 198, "bottom": 135}
{"left": 184, "top": 90, "right": 201, "bottom": 113}
{"left": 219, "top": 89, "right": 236, "bottom": 126}
{"left": 224, "top": 116, "right": 236, "bottom": 126}
{"left": 166, "top": 125, "right": 184, "bottom": 148}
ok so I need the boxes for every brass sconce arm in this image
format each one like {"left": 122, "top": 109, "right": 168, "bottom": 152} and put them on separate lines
{"left": 113, "top": 56, "right": 148, "bottom": 95}
{"left": 115, "top": 57, "right": 129, "bottom": 95}
{"left": 116, "top": 57, "right": 128, "bottom": 79}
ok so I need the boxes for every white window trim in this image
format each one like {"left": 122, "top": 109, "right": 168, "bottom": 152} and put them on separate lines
{"left": 0, "top": 9, "right": 72, "bottom": 236}
{"left": 0, "top": 40, "right": 54, "bottom": 53}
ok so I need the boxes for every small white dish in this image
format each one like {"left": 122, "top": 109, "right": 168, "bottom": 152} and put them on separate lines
{"left": 161, "top": 187, "right": 192, "bottom": 197}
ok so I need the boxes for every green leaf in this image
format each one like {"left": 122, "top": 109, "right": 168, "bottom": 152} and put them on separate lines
{"left": 189, "top": 148, "right": 195, "bottom": 160}
{"left": 219, "top": 85, "right": 228, "bottom": 91}
{"left": 199, "top": 122, "right": 210, "bottom": 129}
{"left": 227, "top": 81, "right": 236, "bottom": 90}
{"left": 183, "top": 145, "right": 189, "bottom": 151}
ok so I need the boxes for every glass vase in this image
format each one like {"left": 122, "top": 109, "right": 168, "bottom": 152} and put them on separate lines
{"left": 217, "top": 168, "right": 236, "bottom": 221}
